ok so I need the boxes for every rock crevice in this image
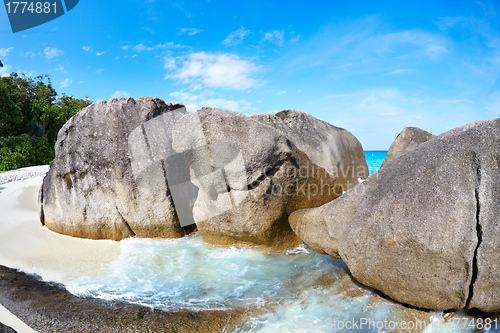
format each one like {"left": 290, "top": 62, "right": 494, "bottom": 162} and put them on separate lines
{"left": 290, "top": 118, "right": 500, "bottom": 312}
{"left": 39, "top": 99, "right": 367, "bottom": 250}
{"left": 466, "top": 154, "right": 483, "bottom": 308}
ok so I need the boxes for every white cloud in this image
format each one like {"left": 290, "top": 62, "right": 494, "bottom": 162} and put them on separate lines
{"left": 123, "top": 42, "right": 177, "bottom": 52}
{"left": 384, "top": 69, "right": 410, "bottom": 76}
{"left": 134, "top": 44, "right": 150, "bottom": 51}
{"left": 170, "top": 90, "right": 252, "bottom": 112}
{"left": 111, "top": 90, "right": 130, "bottom": 99}
{"left": 44, "top": 47, "right": 64, "bottom": 60}
{"left": 179, "top": 28, "right": 203, "bottom": 36}
{"left": 275, "top": 90, "right": 286, "bottom": 96}
{"left": 164, "top": 56, "right": 176, "bottom": 70}
{"left": 60, "top": 78, "right": 72, "bottom": 88}
{"left": 96, "top": 68, "right": 104, "bottom": 73}
{"left": 204, "top": 98, "right": 252, "bottom": 111}
{"left": 165, "top": 52, "right": 258, "bottom": 90}
{"left": 370, "top": 31, "right": 447, "bottom": 59}
{"left": 284, "top": 19, "right": 449, "bottom": 75}
{"left": 0, "top": 47, "right": 14, "bottom": 58}
{"left": 83, "top": 47, "right": 105, "bottom": 56}
{"left": 169, "top": 90, "right": 209, "bottom": 110}
{"left": 24, "top": 51, "right": 35, "bottom": 57}
{"left": 56, "top": 64, "right": 65, "bottom": 72}
{"left": 289, "top": 33, "right": 301, "bottom": 45}
{"left": 264, "top": 30, "right": 285, "bottom": 46}
{"left": 222, "top": 27, "right": 251, "bottom": 46}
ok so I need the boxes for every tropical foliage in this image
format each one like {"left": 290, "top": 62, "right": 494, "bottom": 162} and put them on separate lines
{"left": 0, "top": 73, "right": 91, "bottom": 171}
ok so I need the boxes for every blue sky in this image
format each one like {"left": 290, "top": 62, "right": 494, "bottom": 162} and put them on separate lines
{"left": 1, "top": 0, "right": 499, "bottom": 149}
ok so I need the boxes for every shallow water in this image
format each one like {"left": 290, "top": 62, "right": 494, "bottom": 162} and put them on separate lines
{"left": 5, "top": 156, "right": 498, "bottom": 332}
{"left": 66, "top": 235, "right": 412, "bottom": 332}
{"left": 66, "top": 234, "right": 500, "bottom": 333}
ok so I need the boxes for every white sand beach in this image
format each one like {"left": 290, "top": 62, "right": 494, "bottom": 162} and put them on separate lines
{"left": 0, "top": 166, "right": 121, "bottom": 332}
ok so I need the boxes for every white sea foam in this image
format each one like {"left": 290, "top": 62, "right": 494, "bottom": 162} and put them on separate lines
{"left": 65, "top": 234, "right": 498, "bottom": 332}
{"left": 66, "top": 234, "right": 334, "bottom": 310}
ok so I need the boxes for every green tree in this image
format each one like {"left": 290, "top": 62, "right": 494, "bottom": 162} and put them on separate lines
{"left": 0, "top": 73, "right": 91, "bottom": 172}
{"left": 0, "top": 87, "right": 24, "bottom": 136}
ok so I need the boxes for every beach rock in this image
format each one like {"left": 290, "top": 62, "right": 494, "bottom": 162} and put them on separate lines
{"left": 288, "top": 195, "right": 355, "bottom": 259}
{"left": 290, "top": 118, "right": 500, "bottom": 312}
{"left": 254, "top": 110, "right": 368, "bottom": 251}
{"left": 253, "top": 110, "right": 368, "bottom": 184}
{"left": 39, "top": 99, "right": 367, "bottom": 249}
{"left": 381, "top": 126, "right": 434, "bottom": 167}
{"left": 0, "top": 322, "right": 17, "bottom": 333}
{"left": 172, "top": 108, "right": 367, "bottom": 250}
{"left": 39, "top": 97, "right": 195, "bottom": 240}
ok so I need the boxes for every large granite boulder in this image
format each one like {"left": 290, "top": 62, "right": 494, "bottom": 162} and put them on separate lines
{"left": 381, "top": 126, "right": 434, "bottom": 167}
{"left": 253, "top": 110, "right": 368, "bottom": 185}
{"left": 39, "top": 97, "right": 195, "bottom": 240}
{"left": 290, "top": 118, "right": 500, "bottom": 312}
{"left": 40, "top": 98, "right": 368, "bottom": 250}
{"left": 172, "top": 108, "right": 368, "bottom": 250}
{"left": 254, "top": 110, "right": 368, "bottom": 253}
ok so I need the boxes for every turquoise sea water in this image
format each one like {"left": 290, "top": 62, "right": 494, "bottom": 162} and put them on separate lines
{"left": 365, "top": 150, "right": 387, "bottom": 174}
{"left": 64, "top": 153, "right": 498, "bottom": 333}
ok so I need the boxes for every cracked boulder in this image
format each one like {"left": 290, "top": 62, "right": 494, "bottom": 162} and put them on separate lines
{"left": 381, "top": 126, "right": 435, "bottom": 167}
{"left": 39, "top": 99, "right": 368, "bottom": 250}
{"left": 253, "top": 109, "right": 368, "bottom": 252}
{"left": 289, "top": 118, "right": 500, "bottom": 312}
{"left": 39, "top": 97, "right": 195, "bottom": 240}
{"left": 172, "top": 108, "right": 368, "bottom": 250}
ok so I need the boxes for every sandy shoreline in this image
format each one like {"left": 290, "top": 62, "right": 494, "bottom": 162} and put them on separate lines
{"left": 0, "top": 166, "right": 120, "bottom": 332}
{"left": 0, "top": 166, "right": 51, "bottom": 186}
{"left": 0, "top": 166, "right": 265, "bottom": 332}
{"left": 0, "top": 166, "right": 51, "bottom": 333}
{"left": 0, "top": 167, "right": 121, "bottom": 284}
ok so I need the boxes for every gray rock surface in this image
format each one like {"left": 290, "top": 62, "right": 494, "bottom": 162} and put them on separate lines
{"left": 0, "top": 322, "right": 17, "bottom": 333}
{"left": 39, "top": 97, "right": 195, "bottom": 240}
{"left": 253, "top": 110, "right": 368, "bottom": 251}
{"left": 381, "top": 126, "right": 434, "bottom": 167}
{"left": 290, "top": 118, "right": 500, "bottom": 312}
{"left": 40, "top": 99, "right": 368, "bottom": 250}
{"left": 254, "top": 110, "right": 368, "bottom": 184}
{"left": 172, "top": 107, "right": 367, "bottom": 250}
